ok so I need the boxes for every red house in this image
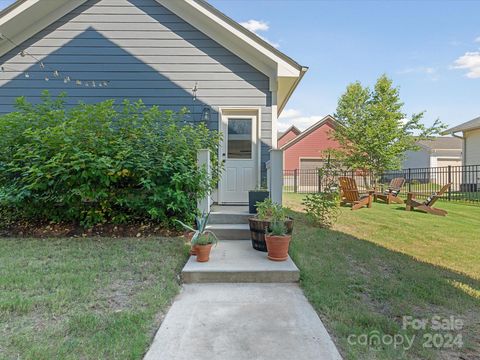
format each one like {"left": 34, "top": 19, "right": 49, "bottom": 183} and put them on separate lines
{"left": 278, "top": 125, "right": 301, "bottom": 148}
{"left": 278, "top": 115, "right": 341, "bottom": 171}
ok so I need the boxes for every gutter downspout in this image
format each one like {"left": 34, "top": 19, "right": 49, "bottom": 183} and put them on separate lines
{"left": 451, "top": 132, "right": 466, "bottom": 165}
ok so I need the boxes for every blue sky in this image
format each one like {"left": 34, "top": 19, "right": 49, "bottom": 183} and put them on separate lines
{"left": 1, "top": 0, "right": 479, "bottom": 131}
{"left": 208, "top": 0, "right": 480, "bottom": 131}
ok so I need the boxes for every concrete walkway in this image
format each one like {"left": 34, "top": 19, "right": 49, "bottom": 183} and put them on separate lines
{"left": 144, "top": 283, "right": 342, "bottom": 360}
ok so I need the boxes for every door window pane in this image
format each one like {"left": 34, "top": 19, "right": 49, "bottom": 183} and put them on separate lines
{"left": 228, "top": 118, "right": 252, "bottom": 159}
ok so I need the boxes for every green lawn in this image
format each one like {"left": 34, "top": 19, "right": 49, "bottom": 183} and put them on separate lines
{"left": 0, "top": 237, "right": 188, "bottom": 360}
{"left": 285, "top": 193, "right": 480, "bottom": 360}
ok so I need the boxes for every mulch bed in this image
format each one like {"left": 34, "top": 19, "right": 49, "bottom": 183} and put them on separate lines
{"left": 0, "top": 221, "right": 181, "bottom": 238}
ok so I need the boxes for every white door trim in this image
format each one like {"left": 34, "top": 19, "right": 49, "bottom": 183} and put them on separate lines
{"left": 218, "top": 107, "right": 261, "bottom": 204}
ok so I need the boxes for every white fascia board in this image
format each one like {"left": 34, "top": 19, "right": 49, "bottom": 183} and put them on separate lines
{"left": 158, "top": 0, "right": 301, "bottom": 82}
{"left": 0, "top": 0, "right": 87, "bottom": 58}
{"left": 0, "top": 0, "right": 39, "bottom": 26}
{"left": 186, "top": 0, "right": 301, "bottom": 78}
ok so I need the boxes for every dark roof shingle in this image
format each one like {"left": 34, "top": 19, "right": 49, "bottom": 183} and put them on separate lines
{"left": 417, "top": 137, "right": 462, "bottom": 150}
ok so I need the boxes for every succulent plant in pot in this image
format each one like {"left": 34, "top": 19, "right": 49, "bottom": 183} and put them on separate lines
{"left": 176, "top": 212, "right": 218, "bottom": 262}
{"left": 264, "top": 206, "right": 292, "bottom": 261}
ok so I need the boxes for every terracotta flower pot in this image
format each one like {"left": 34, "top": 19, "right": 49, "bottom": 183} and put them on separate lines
{"left": 196, "top": 244, "right": 213, "bottom": 262}
{"left": 248, "top": 217, "right": 294, "bottom": 252}
{"left": 190, "top": 244, "right": 198, "bottom": 256}
{"left": 265, "top": 234, "right": 292, "bottom": 261}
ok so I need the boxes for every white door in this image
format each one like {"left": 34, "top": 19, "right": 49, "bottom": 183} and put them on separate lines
{"left": 219, "top": 113, "right": 257, "bottom": 203}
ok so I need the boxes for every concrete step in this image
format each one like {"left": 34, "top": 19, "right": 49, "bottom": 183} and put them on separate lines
{"left": 206, "top": 224, "right": 250, "bottom": 240}
{"left": 209, "top": 211, "right": 252, "bottom": 225}
{"left": 182, "top": 240, "right": 300, "bottom": 283}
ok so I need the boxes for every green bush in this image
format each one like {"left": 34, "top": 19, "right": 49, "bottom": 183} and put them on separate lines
{"left": 302, "top": 154, "right": 341, "bottom": 228}
{"left": 302, "top": 192, "right": 339, "bottom": 228}
{"left": 0, "top": 92, "right": 221, "bottom": 228}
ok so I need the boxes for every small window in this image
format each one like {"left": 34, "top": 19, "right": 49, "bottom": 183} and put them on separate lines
{"left": 227, "top": 118, "right": 252, "bottom": 159}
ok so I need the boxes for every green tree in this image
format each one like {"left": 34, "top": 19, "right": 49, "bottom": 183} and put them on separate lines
{"left": 333, "top": 75, "right": 445, "bottom": 181}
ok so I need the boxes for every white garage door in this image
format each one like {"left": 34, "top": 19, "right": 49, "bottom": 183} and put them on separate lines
{"left": 436, "top": 158, "right": 462, "bottom": 168}
{"left": 300, "top": 159, "right": 325, "bottom": 170}
{"left": 434, "top": 158, "right": 463, "bottom": 190}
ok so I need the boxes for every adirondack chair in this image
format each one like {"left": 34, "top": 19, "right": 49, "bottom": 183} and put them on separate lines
{"left": 405, "top": 183, "right": 452, "bottom": 216}
{"left": 374, "top": 177, "right": 406, "bottom": 204}
{"left": 338, "top": 176, "right": 373, "bottom": 210}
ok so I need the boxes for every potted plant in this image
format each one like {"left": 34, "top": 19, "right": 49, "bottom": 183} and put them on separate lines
{"left": 265, "top": 219, "right": 291, "bottom": 262}
{"left": 248, "top": 199, "right": 293, "bottom": 252}
{"left": 248, "top": 188, "right": 270, "bottom": 214}
{"left": 194, "top": 233, "right": 217, "bottom": 262}
{"left": 177, "top": 212, "right": 218, "bottom": 262}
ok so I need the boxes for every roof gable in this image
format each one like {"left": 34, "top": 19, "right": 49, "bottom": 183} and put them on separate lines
{"left": 280, "top": 115, "right": 338, "bottom": 150}
{"left": 278, "top": 125, "right": 301, "bottom": 141}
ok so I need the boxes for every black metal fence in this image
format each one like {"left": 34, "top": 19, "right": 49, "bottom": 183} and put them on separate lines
{"left": 284, "top": 165, "right": 480, "bottom": 204}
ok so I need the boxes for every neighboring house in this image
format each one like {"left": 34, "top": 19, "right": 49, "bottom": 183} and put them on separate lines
{"left": 443, "top": 116, "right": 480, "bottom": 166}
{"left": 279, "top": 115, "right": 340, "bottom": 171}
{"left": 278, "top": 125, "right": 301, "bottom": 148}
{"left": 0, "top": 0, "right": 307, "bottom": 205}
{"left": 402, "top": 137, "right": 463, "bottom": 169}
{"left": 443, "top": 116, "right": 480, "bottom": 190}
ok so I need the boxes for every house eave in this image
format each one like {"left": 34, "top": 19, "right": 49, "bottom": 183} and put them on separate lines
{"left": 0, "top": 0, "right": 29, "bottom": 19}
{"left": 442, "top": 116, "right": 480, "bottom": 135}
{"left": 0, "top": 0, "right": 88, "bottom": 58}
{"left": 192, "top": 0, "right": 305, "bottom": 73}
{"left": 278, "top": 67, "right": 308, "bottom": 116}
{"left": 443, "top": 128, "right": 479, "bottom": 136}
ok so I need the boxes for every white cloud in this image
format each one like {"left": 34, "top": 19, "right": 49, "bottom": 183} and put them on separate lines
{"left": 279, "top": 108, "right": 302, "bottom": 119}
{"left": 240, "top": 20, "right": 269, "bottom": 33}
{"left": 240, "top": 19, "right": 280, "bottom": 48}
{"left": 398, "top": 66, "right": 439, "bottom": 81}
{"left": 278, "top": 109, "right": 326, "bottom": 132}
{"left": 475, "top": 36, "right": 480, "bottom": 43}
{"left": 398, "top": 67, "right": 436, "bottom": 75}
{"left": 453, "top": 52, "right": 480, "bottom": 78}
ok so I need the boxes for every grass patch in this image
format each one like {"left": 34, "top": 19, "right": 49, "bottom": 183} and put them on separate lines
{"left": 285, "top": 193, "right": 480, "bottom": 359}
{"left": 0, "top": 237, "right": 188, "bottom": 360}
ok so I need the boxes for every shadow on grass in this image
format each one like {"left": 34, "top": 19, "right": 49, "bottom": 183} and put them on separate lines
{"left": 288, "top": 210, "right": 479, "bottom": 360}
